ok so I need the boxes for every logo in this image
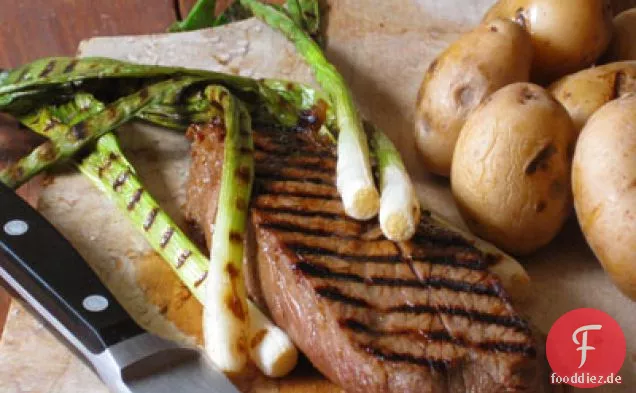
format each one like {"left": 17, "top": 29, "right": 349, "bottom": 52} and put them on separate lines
{"left": 546, "top": 308, "right": 626, "bottom": 388}
{"left": 572, "top": 324, "right": 602, "bottom": 368}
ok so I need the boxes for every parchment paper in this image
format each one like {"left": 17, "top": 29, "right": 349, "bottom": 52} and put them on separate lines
{"left": 0, "top": 1, "right": 633, "bottom": 392}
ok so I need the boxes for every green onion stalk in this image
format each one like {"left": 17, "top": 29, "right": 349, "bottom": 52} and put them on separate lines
{"left": 239, "top": 0, "right": 380, "bottom": 220}
{"left": 367, "top": 123, "right": 421, "bottom": 241}
{"left": 79, "top": 132, "right": 298, "bottom": 377}
{"left": 199, "top": 85, "right": 253, "bottom": 373}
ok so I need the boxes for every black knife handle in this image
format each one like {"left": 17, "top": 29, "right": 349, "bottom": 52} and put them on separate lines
{"left": 0, "top": 183, "right": 144, "bottom": 354}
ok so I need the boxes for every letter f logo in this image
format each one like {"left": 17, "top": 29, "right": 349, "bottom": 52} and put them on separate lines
{"left": 572, "top": 324, "right": 602, "bottom": 368}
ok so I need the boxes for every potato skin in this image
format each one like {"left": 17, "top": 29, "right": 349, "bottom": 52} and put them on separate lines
{"left": 549, "top": 61, "right": 636, "bottom": 132}
{"left": 451, "top": 83, "right": 576, "bottom": 255}
{"left": 414, "top": 19, "right": 532, "bottom": 177}
{"left": 484, "top": 0, "right": 613, "bottom": 81}
{"left": 572, "top": 94, "right": 636, "bottom": 300}
{"left": 607, "top": 8, "right": 636, "bottom": 61}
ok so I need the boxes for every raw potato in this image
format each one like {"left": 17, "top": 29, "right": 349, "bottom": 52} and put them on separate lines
{"left": 607, "top": 8, "right": 636, "bottom": 61}
{"left": 572, "top": 94, "right": 636, "bottom": 300}
{"left": 484, "top": 0, "right": 613, "bottom": 81}
{"left": 414, "top": 19, "right": 532, "bottom": 177}
{"left": 451, "top": 83, "right": 576, "bottom": 255}
{"left": 549, "top": 61, "right": 636, "bottom": 131}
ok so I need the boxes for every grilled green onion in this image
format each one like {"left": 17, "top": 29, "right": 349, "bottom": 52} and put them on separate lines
{"left": 200, "top": 86, "right": 253, "bottom": 373}
{"left": 368, "top": 124, "right": 420, "bottom": 241}
{"left": 239, "top": 0, "right": 379, "bottom": 220}
{"left": 0, "top": 77, "right": 203, "bottom": 188}
{"left": 0, "top": 57, "right": 335, "bottom": 130}
{"left": 78, "top": 132, "right": 298, "bottom": 377}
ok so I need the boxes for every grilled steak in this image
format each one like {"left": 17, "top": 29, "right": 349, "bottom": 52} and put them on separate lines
{"left": 184, "top": 123, "right": 549, "bottom": 393}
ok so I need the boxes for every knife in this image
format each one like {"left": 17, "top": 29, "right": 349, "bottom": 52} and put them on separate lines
{"left": 0, "top": 182, "right": 241, "bottom": 393}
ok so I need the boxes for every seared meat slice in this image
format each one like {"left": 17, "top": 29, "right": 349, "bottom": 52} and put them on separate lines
{"left": 185, "top": 124, "right": 546, "bottom": 393}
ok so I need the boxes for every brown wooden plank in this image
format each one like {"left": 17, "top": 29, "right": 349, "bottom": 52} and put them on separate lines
{"left": 0, "top": 0, "right": 177, "bottom": 68}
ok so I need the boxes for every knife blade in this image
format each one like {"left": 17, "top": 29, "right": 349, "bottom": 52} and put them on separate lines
{"left": 0, "top": 182, "right": 241, "bottom": 393}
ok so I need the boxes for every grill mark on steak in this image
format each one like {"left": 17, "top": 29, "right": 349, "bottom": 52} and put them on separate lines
{"left": 288, "top": 243, "right": 403, "bottom": 263}
{"left": 340, "top": 319, "right": 536, "bottom": 356}
{"left": 253, "top": 194, "right": 348, "bottom": 218}
{"left": 411, "top": 224, "right": 476, "bottom": 249}
{"left": 255, "top": 169, "right": 334, "bottom": 185}
{"left": 289, "top": 241, "right": 490, "bottom": 272}
{"left": 315, "top": 285, "right": 529, "bottom": 332}
{"left": 391, "top": 304, "right": 529, "bottom": 332}
{"left": 294, "top": 260, "right": 501, "bottom": 297}
{"left": 255, "top": 150, "right": 337, "bottom": 171}
{"left": 255, "top": 180, "right": 339, "bottom": 200}
{"left": 257, "top": 189, "right": 339, "bottom": 201}
{"left": 316, "top": 286, "right": 372, "bottom": 307}
{"left": 260, "top": 222, "right": 361, "bottom": 239}
{"left": 253, "top": 133, "right": 335, "bottom": 158}
{"left": 362, "top": 345, "right": 451, "bottom": 372}
{"left": 254, "top": 206, "right": 346, "bottom": 220}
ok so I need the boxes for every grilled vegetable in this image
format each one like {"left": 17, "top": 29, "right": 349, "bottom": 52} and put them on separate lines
{"left": 240, "top": 0, "right": 380, "bottom": 221}
{"left": 368, "top": 123, "right": 420, "bottom": 241}
{"left": 452, "top": 83, "right": 576, "bottom": 255}
{"left": 549, "top": 61, "right": 636, "bottom": 132}
{"left": 0, "top": 57, "right": 335, "bottom": 130}
{"left": 79, "top": 133, "right": 298, "bottom": 376}
{"left": 415, "top": 18, "right": 532, "bottom": 176}
{"left": 0, "top": 77, "right": 203, "bottom": 188}
{"left": 200, "top": 86, "right": 253, "bottom": 373}
{"left": 573, "top": 94, "right": 636, "bottom": 300}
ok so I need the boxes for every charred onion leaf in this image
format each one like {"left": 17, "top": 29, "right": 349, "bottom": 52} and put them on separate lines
{"left": 0, "top": 77, "right": 204, "bottom": 188}
{"left": 0, "top": 57, "right": 335, "bottom": 130}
